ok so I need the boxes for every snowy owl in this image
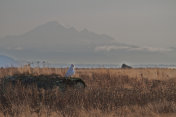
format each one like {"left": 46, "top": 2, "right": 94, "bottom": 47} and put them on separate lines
{"left": 65, "top": 64, "right": 75, "bottom": 78}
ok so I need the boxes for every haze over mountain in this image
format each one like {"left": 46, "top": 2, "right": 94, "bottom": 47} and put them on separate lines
{"left": 0, "top": 21, "right": 175, "bottom": 64}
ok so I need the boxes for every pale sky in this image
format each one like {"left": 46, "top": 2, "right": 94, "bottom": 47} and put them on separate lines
{"left": 0, "top": 0, "right": 176, "bottom": 47}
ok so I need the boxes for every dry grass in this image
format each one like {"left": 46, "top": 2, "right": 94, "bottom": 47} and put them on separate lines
{"left": 0, "top": 66, "right": 176, "bottom": 117}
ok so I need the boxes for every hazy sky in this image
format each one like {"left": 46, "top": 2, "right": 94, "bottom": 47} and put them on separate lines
{"left": 0, "top": 0, "right": 176, "bottom": 47}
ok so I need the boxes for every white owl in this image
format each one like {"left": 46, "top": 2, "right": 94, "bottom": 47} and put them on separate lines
{"left": 65, "top": 64, "right": 75, "bottom": 78}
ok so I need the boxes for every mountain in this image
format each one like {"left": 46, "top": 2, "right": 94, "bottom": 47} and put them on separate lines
{"left": 0, "top": 21, "right": 114, "bottom": 51}
{"left": 0, "top": 55, "right": 18, "bottom": 67}
{"left": 0, "top": 21, "right": 175, "bottom": 64}
{"left": 0, "top": 21, "right": 117, "bottom": 62}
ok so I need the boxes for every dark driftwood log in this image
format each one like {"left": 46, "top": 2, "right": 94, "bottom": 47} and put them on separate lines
{"left": 2, "top": 74, "right": 86, "bottom": 91}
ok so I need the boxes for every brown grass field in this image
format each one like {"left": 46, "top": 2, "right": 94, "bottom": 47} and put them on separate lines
{"left": 0, "top": 66, "right": 176, "bottom": 117}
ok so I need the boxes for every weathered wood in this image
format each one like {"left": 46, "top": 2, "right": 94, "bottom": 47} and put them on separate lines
{"left": 2, "top": 74, "right": 86, "bottom": 91}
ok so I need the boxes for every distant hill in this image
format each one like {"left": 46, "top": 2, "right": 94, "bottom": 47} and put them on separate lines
{"left": 0, "top": 21, "right": 119, "bottom": 63}
{"left": 0, "top": 55, "right": 18, "bottom": 67}
{"left": 0, "top": 21, "right": 175, "bottom": 64}
{"left": 0, "top": 21, "right": 115, "bottom": 51}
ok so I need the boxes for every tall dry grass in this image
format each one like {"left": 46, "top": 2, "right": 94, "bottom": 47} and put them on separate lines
{"left": 0, "top": 67, "right": 176, "bottom": 117}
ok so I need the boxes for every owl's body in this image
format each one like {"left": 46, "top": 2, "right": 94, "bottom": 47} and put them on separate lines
{"left": 65, "top": 64, "right": 75, "bottom": 77}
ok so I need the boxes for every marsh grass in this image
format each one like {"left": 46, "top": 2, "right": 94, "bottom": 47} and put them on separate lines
{"left": 0, "top": 67, "right": 176, "bottom": 117}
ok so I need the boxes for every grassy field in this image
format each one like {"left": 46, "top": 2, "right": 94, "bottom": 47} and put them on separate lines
{"left": 0, "top": 66, "right": 176, "bottom": 117}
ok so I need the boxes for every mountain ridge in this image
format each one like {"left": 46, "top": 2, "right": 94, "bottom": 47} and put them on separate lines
{"left": 0, "top": 21, "right": 175, "bottom": 64}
